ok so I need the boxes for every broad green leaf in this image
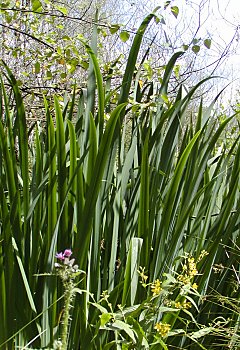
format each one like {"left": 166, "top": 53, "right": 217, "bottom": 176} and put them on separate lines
{"left": 55, "top": 5, "right": 68, "bottom": 15}
{"left": 122, "top": 238, "right": 143, "bottom": 305}
{"left": 171, "top": 6, "right": 179, "bottom": 18}
{"left": 190, "top": 327, "right": 214, "bottom": 339}
{"left": 34, "top": 61, "right": 40, "bottom": 74}
{"left": 46, "top": 70, "right": 52, "bottom": 79}
{"left": 100, "top": 313, "right": 112, "bottom": 327}
{"left": 110, "top": 24, "right": 120, "bottom": 34}
{"left": 120, "top": 31, "right": 130, "bottom": 42}
{"left": 192, "top": 45, "right": 200, "bottom": 54}
{"left": 204, "top": 38, "right": 211, "bottom": 49}
{"left": 31, "top": 0, "right": 42, "bottom": 12}
{"left": 111, "top": 320, "right": 136, "bottom": 342}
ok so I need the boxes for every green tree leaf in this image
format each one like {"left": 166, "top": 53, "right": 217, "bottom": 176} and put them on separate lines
{"left": 171, "top": 6, "right": 179, "bottom": 18}
{"left": 164, "top": 1, "right": 171, "bottom": 9}
{"left": 192, "top": 45, "right": 200, "bottom": 54}
{"left": 192, "top": 38, "right": 200, "bottom": 44}
{"left": 204, "top": 38, "right": 211, "bottom": 49}
{"left": 56, "top": 5, "right": 68, "bottom": 15}
{"left": 46, "top": 70, "right": 52, "bottom": 79}
{"left": 120, "top": 31, "right": 130, "bottom": 42}
{"left": 100, "top": 313, "right": 112, "bottom": 327}
{"left": 34, "top": 61, "right": 40, "bottom": 74}
{"left": 110, "top": 24, "right": 120, "bottom": 34}
{"left": 31, "top": 0, "right": 42, "bottom": 12}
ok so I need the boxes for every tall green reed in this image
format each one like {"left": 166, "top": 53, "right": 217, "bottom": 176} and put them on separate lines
{"left": 0, "top": 9, "right": 239, "bottom": 349}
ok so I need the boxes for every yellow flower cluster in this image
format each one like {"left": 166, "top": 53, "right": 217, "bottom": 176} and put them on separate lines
{"left": 154, "top": 322, "right": 171, "bottom": 337}
{"left": 138, "top": 266, "right": 148, "bottom": 285}
{"left": 175, "top": 300, "right": 192, "bottom": 309}
{"left": 178, "top": 256, "right": 198, "bottom": 285}
{"left": 192, "top": 282, "right": 198, "bottom": 289}
{"left": 196, "top": 250, "right": 209, "bottom": 263}
{"left": 151, "top": 279, "right": 162, "bottom": 296}
{"left": 188, "top": 257, "right": 198, "bottom": 277}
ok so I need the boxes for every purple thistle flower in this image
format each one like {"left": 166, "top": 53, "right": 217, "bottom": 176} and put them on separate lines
{"left": 55, "top": 252, "right": 65, "bottom": 260}
{"left": 63, "top": 249, "right": 72, "bottom": 257}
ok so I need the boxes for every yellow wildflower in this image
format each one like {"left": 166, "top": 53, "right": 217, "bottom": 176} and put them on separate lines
{"left": 175, "top": 301, "right": 182, "bottom": 308}
{"left": 151, "top": 279, "right": 162, "bottom": 296}
{"left": 177, "top": 274, "right": 191, "bottom": 284}
{"left": 182, "top": 300, "right": 192, "bottom": 309}
{"left": 154, "top": 322, "right": 171, "bottom": 337}
{"left": 192, "top": 283, "right": 198, "bottom": 290}
{"left": 175, "top": 300, "right": 191, "bottom": 309}
{"left": 138, "top": 266, "right": 148, "bottom": 284}
{"left": 197, "top": 250, "right": 209, "bottom": 263}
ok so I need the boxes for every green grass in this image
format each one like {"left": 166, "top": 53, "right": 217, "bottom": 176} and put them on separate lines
{"left": 0, "top": 10, "right": 239, "bottom": 349}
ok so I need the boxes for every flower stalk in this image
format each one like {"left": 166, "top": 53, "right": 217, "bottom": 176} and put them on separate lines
{"left": 54, "top": 249, "right": 80, "bottom": 350}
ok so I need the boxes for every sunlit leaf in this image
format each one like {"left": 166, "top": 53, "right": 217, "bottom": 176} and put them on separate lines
{"left": 171, "top": 6, "right": 179, "bottom": 18}
{"left": 110, "top": 24, "right": 120, "bottom": 34}
{"left": 100, "top": 313, "right": 112, "bottom": 327}
{"left": 31, "top": 0, "right": 42, "bottom": 12}
{"left": 55, "top": 5, "right": 68, "bottom": 15}
{"left": 120, "top": 31, "right": 130, "bottom": 42}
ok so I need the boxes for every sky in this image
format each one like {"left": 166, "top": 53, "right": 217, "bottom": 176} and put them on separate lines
{"left": 191, "top": 0, "right": 240, "bottom": 98}
{"left": 155, "top": 0, "right": 240, "bottom": 100}
{"left": 107, "top": 0, "right": 240, "bottom": 102}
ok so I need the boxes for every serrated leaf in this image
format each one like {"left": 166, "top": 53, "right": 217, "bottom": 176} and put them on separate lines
{"left": 110, "top": 24, "right": 120, "bottom": 34}
{"left": 204, "top": 38, "right": 211, "bottom": 49}
{"left": 171, "top": 6, "right": 179, "bottom": 18}
{"left": 192, "top": 45, "right": 200, "bottom": 54}
{"left": 31, "top": 0, "right": 42, "bottom": 12}
{"left": 120, "top": 31, "right": 130, "bottom": 42}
